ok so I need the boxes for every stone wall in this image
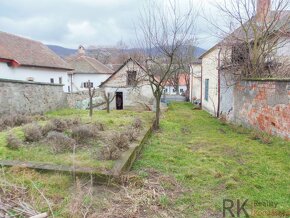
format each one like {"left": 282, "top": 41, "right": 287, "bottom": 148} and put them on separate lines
{"left": 0, "top": 79, "right": 67, "bottom": 115}
{"left": 233, "top": 79, "right": 290, "bottom": 139}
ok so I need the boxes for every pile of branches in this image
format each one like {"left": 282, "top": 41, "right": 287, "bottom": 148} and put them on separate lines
{"left": 0, "top": 177, "right": 47, "bottom": 218}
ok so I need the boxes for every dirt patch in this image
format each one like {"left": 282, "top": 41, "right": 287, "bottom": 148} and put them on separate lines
{"left": 65, "top": 169, "right": 188, "bottom": 218}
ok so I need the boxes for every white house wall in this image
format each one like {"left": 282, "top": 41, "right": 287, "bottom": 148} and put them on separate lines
{"left": 190, "top": 64, "right": 202, "bottom": 102}
{"left": 70, "top": 73, "right": 110, "bottom": 92}
{"left": 102, "top": 60, "right": 154, "bottom": 110}
{"left": 201, "top": 49, "right": 220, "bottom": 116}
{"left": 0, "top": 62, "right": 69, "bottom": 92}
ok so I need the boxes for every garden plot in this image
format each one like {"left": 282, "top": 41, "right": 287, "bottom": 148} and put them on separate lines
{"left": 0, "top": 109, "right": 154, "bottom": 174}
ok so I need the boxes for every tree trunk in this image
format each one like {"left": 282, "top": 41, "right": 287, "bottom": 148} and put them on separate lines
{"left": 154, "top": 94, "right": 161, "bottom": 130}
{"left": 106, "top": 100, "right": 110, "bottom": 113}
{"left": 89, "top": 97, "right": 93, "bottom": 117}
{"left": 176, "top": 84, "right": 179, "bottom": 95}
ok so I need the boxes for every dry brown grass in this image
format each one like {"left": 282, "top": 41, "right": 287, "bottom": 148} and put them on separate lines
{"left": 99, "top": 144, "right": 121, "bottom": 160}
{"left": 0, "top": 170, "right": 44, "bottom": 217}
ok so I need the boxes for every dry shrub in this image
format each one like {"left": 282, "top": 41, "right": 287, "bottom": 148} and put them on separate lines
{"left": 94, "top": 122, "right": 105, "bottom": 131}
{"left": 100, "top": 144, "right": 121, "bottom": 160}
{"left": 23, "top": 123, "right": 42, "bottom": 142}
{"left": 41, "top": 121, "right": 57, "bottom": 136}
{"left": 132, "top": 118, "right": 143, "bottom": 129}
{"left": 0, "top": 114, "right": 32, "bottom": 130}
{"left": 126, "top": 127, "right": 140, "bottom": 142}
{"left": 46, "top": 131, "right": 76, "bottom": 153}
{"left": 110, "top": 131, "right": 129, "bottom": 150}
{"left": 51, "top": 118, "right": 68, "bottom": 132}
{"left": 65, "top": 118, "right": 81, "bottom": 127}
{"left": 6, "top": 133, "right": 22, "bottom": 149}
{"left": 71, "top": 125, "right": 98, "bottom": 143}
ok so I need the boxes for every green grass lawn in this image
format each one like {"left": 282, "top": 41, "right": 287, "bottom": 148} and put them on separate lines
{"left": 0, "top": 109, "right": 154, "bottom": 170}
{"left": 133, "top": 102, "right": 290, "bottom": 217}
{"left": 1, "top": 103, "right": 289, "bottom": 217}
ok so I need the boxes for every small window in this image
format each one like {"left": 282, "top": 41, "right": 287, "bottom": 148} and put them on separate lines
{"left": 204, "top": 79, "right": 209, "bottom": 101}
{"left": 68, "top": 86, "right": 71, "bottom": 93}
{"left": 127, "top": 71, "right": 137, "bottom": 86}
{"left": 59, "top": 77, "right": 62, "bottom": 84}
{"left": 165, "top": 88, "right": 168, "bottom": 93}
{"left": 83, "top": 82, "right": 93, "bottom": 88}
{"left": 173, "top": 89, "right": 176, "bottom": 92}
{"left": 50, "top": 78, "right": 54, "bottom": 84}
{"left": 180, "top": 89, "right": 184, "bottom": 93}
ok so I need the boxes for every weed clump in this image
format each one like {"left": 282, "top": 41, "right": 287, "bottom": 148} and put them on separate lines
{"left": 0, "top": 114, "right": 32, "bottom": 130}
{"left": 132, "top": 118, "right": 143, "bottom": 129}
{"left": 23, "top": 123, "right": 42, "bottom": 142}
{"left": 41, "top": 121, "right": 57, "bottom": 136}
{"left": 51, "top": 118, "right": 68, "bottom": 132}
{"left": 71, "top": 124, "right": 98, "bottom": 143}
{"left": 6, "top": 133, "right": 22, "bottom": 149}
{"left": 126, "top": 127, "right": 139, "bottom": 142}
{"left": 111, "top": 131, "right": 129, "bottom": 150}
{"left": 46, "top": 131, "right": 76, "bottom": 153}
{"left": 100, "top": 144, "right": 121, "bottom": 160}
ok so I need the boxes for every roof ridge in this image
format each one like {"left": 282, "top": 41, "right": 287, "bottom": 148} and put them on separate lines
{"left": 0, "top": 31, "right": 43, "bottom": 45}
{"left": 83, "top": 55, "right": 114, "bottom": 72}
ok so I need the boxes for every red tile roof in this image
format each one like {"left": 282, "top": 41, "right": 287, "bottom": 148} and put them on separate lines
{"left": 0, "top": 31, "right": 72, "bottom": 70}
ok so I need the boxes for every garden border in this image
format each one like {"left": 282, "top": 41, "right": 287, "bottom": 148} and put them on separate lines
{"left": 0, "top": 122, "right": 154, "bottom": 184}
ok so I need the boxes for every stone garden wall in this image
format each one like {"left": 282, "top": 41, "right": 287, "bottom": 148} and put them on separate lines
{"left": 233, "top": 79, "right": 290, "bottom": 139}
{"left": 0, "top": 79, "right": 67, "bottom": 115}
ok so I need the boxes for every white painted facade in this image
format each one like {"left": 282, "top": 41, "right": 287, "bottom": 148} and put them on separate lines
{"left": 101, "top": 59, "right": 154, "bottom": 110}
{"left": 190, "top": 63, "right": 202, "bottom": 102}
{"left": 69, "top": 73, "right": 111, "bottom": 92}
{"left": 201, "top": 48, "right": 220, "bottom": 116}
{"left": 0, "top": 62, "right": 69, "bottom": 92}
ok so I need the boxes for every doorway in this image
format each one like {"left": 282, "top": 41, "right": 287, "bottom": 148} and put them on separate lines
{"left": 116, "top": 92, "right": 123, "bottom": 110}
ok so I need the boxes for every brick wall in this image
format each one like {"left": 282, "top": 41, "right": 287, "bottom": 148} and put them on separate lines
{"left": 0, "top": 79, "right": 67, "bottom": 115}
{"left": 234, "top": 80, "right": 290, "bottom": 139}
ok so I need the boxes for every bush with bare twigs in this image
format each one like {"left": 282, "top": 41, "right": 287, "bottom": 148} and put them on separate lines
{"left": 110, "top": 131, "right": 129, "bottom": 150}
{"left": 132, "top": 118, "right": 143, "bottom": 129}
{"left": 71, "top": 125, "right": 98, "bottom": 143}
{"left": 41, "top": 121, "right": 57, "bottom": 136}
{"left": 6, "top": 133, "right": 22, "bottom": 150}
{"left": 46, "top": 131, "right": 76, "bottom": 154}
{"left": 23, "top": 123, "right": 42, "bottom": 142}
{"left": 100, "top": 144, "right": 121, "bottom": 160}
{"left": 126, "top": 127, "right": 140, "bottom": 142}
{"left": 0, "top": 114, "right": 33, "bottom": 131}
{"left": 51, "top": 118, "right": 68, "bottom": 132}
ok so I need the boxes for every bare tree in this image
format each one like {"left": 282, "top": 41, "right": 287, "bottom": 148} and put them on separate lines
{"left": 87, "top": 80, "right": 96, "bottom": 117}
{"left": 212, "top": 0, "right": 290, "bottom": 79}
{"left": 136, "top": 0, "right": 197, "bottom": 129}
{"left": 102, "top": 90, "right": 118, "bottom": 113}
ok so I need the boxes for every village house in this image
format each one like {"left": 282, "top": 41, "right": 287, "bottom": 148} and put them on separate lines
{"left": 164, "top": 74, "right": 188, "bottom": 95}
{"left": 99, "top": 58, "right": 154, "bottom": 110}
{"left": 199, "top": 0, "right": 290, "bottom": 118}
{"left": 0, "top": 31, "right": 73, "bottom": 92}
{"left": 66, "top": 46, "right": 114, "bottom": 92}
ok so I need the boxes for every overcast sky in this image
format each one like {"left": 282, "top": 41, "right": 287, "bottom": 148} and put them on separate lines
{"left": 0, "top": 0, "right": 221, "bottom": 50}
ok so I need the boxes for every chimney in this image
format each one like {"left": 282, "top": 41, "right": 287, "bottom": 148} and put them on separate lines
{"left": 256, "top": 0, "right": 271, "bottom": 22}
{"left": 78, "top": 45, "right": 85, "bottom": 55}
